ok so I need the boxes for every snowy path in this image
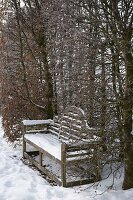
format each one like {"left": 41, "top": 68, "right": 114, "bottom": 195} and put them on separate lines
{"left": 0, "top": 117, "right": 133, "bottom": 200}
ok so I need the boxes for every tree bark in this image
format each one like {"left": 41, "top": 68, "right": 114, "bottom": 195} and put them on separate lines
{"left": 122, "top": 34, "right": 133, "bottom": 189}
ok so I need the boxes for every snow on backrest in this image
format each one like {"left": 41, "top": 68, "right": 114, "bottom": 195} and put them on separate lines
{"left": 59, "top": 106, "right": 89, "bottom": 143}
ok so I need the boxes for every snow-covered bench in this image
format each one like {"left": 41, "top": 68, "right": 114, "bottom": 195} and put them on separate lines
{"left": 22, "top": 106, "right": 101, "bottom": 187}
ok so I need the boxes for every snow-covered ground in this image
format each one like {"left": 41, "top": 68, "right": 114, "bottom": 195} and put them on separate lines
{"left": 0, "top": 117, "right": 133, "bottom": 200}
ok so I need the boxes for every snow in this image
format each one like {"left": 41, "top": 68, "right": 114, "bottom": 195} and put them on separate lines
{"left": 25, "top": 133, "right": 61, "bottom": 160}
{"left": 23, "top": 119, "right": 54, "bottom": 126}
{"left": 0, "top": 117, "right": 133, "bottom": 200}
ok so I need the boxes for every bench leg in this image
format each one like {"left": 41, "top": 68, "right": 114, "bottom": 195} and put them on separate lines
{"left": 95, "top": 145, "right": 101, "bottom": 181}
{"left": 61, "top": 143, "right": 67, "bottom": 187}
{"left": 39, "top": 152, "right": 43, "bottom": 166}
{"left": 23, "top": 125, "right": 26, "bottom": 159}
{"left": 23, "top": 139, "right": 26, "bottom": 158}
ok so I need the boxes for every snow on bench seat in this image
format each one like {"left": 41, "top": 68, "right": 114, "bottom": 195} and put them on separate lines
{"left": 24, "top": 133, "right": 61, "bottom": 160}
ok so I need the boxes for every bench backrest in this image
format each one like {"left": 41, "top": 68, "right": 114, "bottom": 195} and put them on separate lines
{"left": 22, "top": 106, "right": 99, "bottom": 145}
{"left": 58, "top": 106, "right": 90, "bottom": 143}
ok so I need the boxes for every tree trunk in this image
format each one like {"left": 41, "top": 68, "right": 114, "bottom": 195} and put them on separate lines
{"left": 123, "top": 98, "right": 133, "bottom": 189}
{"left": 42, "top": 47, "right": 54, "bottom": 119}
{"left": 122, "top": 36, "right": 133, "bottom": 189}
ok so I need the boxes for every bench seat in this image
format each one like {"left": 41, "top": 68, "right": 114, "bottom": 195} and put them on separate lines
{"left": 25, "top": 133, "right": 61, "bottom": 160}
{"left": 24, "top": 133, "right": 99, "bottom": 161}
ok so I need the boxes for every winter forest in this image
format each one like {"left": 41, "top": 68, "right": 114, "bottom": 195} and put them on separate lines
{"left": 0, "top": 0, "right": 133, "bottom": 194}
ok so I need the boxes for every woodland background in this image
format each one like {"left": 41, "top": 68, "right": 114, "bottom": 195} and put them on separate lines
{"left": 0, "top": 0, "right": 133, "bottom": 190}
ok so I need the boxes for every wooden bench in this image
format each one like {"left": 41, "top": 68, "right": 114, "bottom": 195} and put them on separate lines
{"left": 22, "top": 106, "right": 101, "bottom": 187}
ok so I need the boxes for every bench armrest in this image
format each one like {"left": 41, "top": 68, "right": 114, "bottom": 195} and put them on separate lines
{"left": 22, "top": 119, "right": 54, "bottom": 126}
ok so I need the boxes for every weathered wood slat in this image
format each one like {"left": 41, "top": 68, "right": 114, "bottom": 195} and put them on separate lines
{"left": 26, "top": 130, "right": 48, "bottom": 134}
{"left": 61, "top": 117, "right": 82, "bottom": 126}
{"left": 66, "top": 143, "right": 99, "bottom": 152}
{"left": 48, "top": 129, "right": 59, "bottom": 137}
{"left": 66, "top": 151, "right": 89, "bottom": 158}
{"left": 67, "top": 156, "right": 93, "bottom": 163}
{"left": 59, "top": 130, "right": 82, "bottom": 142}
{"left": 66, "top": 177, "right": 99, "bottom": 187}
